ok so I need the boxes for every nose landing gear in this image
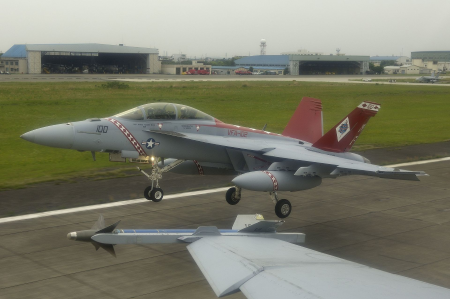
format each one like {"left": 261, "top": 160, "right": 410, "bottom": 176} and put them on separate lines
{"left": 138, "top": 158, "right": 185, "bottom": 202}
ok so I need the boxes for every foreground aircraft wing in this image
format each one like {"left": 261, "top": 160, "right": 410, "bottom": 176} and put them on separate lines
{"left": 187, "top": 237, "right": 450, "bottom": 299}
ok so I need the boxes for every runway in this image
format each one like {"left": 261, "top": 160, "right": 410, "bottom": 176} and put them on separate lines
{"left": 1, "top": 158, "right": 450, "bottom": 298}
{"left": 1, "top": 74, "right": 449, "bottom": 86}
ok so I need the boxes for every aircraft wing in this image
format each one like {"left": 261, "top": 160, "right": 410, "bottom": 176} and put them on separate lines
{"left": 187, "top": 237, "right": 450, "bottom": 299}
{"left": 146, "top": 130, "right": 426, "bottom": 180}
{"left": 145, "top": 130, "right": 273, "bottom": 152}
{"left": 263, "top": 147, "right": 426, "bottom": 180}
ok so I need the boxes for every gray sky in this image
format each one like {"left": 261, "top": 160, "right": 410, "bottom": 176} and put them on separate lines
{"left": 1, "top": 0, "right": 449, "bottom": 58}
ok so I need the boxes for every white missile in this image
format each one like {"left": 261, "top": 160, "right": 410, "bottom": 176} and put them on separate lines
{"left": 67, "top": 215, "right": 305, "bottom": 256}
{"left": 232, "top": 171, "right": 322, "bottom": 191}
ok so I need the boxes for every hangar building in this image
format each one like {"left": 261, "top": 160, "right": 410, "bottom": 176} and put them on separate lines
{"left": 234, "top": 55, "right": 289, "bottom": 75}
{"left": 411, "top": 51, "right": 450, "bottom": 73}
{"left": 0, "top": 44, "right": 161, "bottom": 74}
{"left": 289, "top": 54, "right": 369, "bottom": 75}
{"left": 234, "top": 54, "right": 370, "bottom": 75}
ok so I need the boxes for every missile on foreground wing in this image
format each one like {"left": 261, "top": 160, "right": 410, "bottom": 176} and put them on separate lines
{"left": 232, "top": 171, "right": 322, "bottom": 192}
{"left": 67, "top": 214, "right": 305, "bottom": 257}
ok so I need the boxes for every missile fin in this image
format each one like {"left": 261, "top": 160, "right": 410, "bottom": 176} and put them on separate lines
{"left": 238, "top": 220, "right": 283, "bottom": 233}
{"left": 96, "top": 220, "right": 121, "bottom": 234}
{"left": 99, "top": 243, "right": 116, "bottom": 257}
{"left": 91, "top": 241, "right": 101, "bottom": 251}
{"left": 91, "top": 214, "right": 105, "bottom": 231}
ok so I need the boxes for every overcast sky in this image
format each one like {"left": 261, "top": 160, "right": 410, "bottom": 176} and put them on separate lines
{"left": 1, "top": 0, "right": 449, "bottom": 58}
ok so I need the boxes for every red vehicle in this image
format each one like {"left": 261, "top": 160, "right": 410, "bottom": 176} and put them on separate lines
{"left": 186, "top": 69, "right": 210, "bottom": 75}
{"left": 235, "top": 70, "right": 252, "bottom": 75}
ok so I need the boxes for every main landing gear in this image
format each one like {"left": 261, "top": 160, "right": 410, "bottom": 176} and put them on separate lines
{"left": 270, "top": 192, "right": 292, "bottom": 219}
{"left": 225, "top": 187, "right": 292, "bottom": 218}
{"left": 138, "top": 158, "right": 185, "bottom": 202}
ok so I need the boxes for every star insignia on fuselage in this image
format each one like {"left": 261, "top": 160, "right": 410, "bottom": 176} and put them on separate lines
{"left": 142, "top": 138, "right": 160, "bottom": 149}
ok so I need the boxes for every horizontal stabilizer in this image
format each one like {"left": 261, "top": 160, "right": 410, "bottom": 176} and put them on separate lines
{"left": 331, "top": 165, "right": 427, "bottom": 181}
{"left": 282, "top": 97, "right": 323, "bottom": 143}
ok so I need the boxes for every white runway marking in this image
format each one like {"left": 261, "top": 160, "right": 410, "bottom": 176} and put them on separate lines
{"left": 388, "top": 156, "right": 450, "bottom": 168}
{"left": 1, "top": 156, "right": 448, "bottom": 224}
{"left": 0, "top": 187, "right": 229, "bottom": 224}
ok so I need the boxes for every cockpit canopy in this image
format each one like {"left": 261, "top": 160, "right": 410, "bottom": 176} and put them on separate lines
{"left": 113, "top": 103, "right": 215, "bottom": 121}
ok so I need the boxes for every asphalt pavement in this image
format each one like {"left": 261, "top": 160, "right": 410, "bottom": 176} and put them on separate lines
{"left": 1, "top": 158, "right": 449, "bottom": 298}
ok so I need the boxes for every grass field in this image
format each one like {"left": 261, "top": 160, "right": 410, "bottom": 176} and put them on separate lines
{"left": 0, "top": 81, "right": 449, "bottom": 190}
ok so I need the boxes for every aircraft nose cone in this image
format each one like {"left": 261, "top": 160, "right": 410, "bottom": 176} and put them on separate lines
{"left": 20, "top": 131, "right": 35, "bottom": 143}
{"left": 21, "top": 123, "right": 74, "bottom": 149}
{"left": 67, "top": 232, "right": 77, "bottom": 240}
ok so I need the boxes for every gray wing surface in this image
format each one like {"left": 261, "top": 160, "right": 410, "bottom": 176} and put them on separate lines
{"left": 146, "top": 130, "right": 425, "bottom": 179}
{"left": 187, "top": 237, "right": 450, "bottom": 299}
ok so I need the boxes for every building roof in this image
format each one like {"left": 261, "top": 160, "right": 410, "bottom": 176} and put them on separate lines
{"left": 235, "top": 55, "right": 289, "bottom": 66}
{"left": 411, "top": 51, "right": 450, "bottom": 61}
{"left": 2, "top": 44, "right": 158, "bottom": 58}
{"left": 2, "top": 45, "right": 28, "bottom": 58}
{"left": 370, "top": 56, "right": 401, "bottom": 61}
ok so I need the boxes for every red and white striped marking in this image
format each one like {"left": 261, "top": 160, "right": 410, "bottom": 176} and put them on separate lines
{"left": 106, "top": 118, "right": 147, "bottom": 156}
{"left": 262, "top": 171, "right": 279, "bottom": 191}
{"left": 193, "top": 160, "right": 204, "bottom": 175}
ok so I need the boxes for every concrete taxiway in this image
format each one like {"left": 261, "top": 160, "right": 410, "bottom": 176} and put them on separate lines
{"left": 1, "top": 74, "right": 449, "bottom": 86}
{"left": 1, "top": 158, "right": 449, "bottom": 298}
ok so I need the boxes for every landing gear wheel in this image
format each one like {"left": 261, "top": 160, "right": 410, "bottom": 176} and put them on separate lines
{"left": 226, "top": 187, "right": 240, "bottom": 205}
{"left": 275, "top": 199, "right": 291, "bottom": 218}
{"left": 144, "top": 186, "right": 153, "bottom": 201}
{"left": 150, "top": 188, "right": 164, "bottom": 202}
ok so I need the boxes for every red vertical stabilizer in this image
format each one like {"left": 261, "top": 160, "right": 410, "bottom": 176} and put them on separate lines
{"left": 312, "top": 102, "right": 380, "bottom": 153}
{"left": 282, "top": 97, "right": 323, "bottom": 143}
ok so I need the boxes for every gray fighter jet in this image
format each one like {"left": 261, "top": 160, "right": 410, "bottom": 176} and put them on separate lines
{"left": 416, "top": 71, "right": 441, "bottom": 83}
{"left": 21, "top": 97, "right": 427, "bottom": 218}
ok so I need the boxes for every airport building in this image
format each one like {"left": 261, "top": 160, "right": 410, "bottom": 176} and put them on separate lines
{"left": 289, "top": 54, "right": 370, "bottom": 75}
{"left": 161, "top": 60, "right": 212, "bottom": 75}
{"left": 411, "top": 51, "right": 450, "bottom": 73}
{"left": 370, "top": 56, "right": 411, "bottom": 66}
{"left": 383, "top": 65, "right": 427, "bottom": 75}
{"left": 0, "top": 44, "right": 161, "bottom": 74}
{"left": 234, "top": 54, "right": 370, "bottom": 75}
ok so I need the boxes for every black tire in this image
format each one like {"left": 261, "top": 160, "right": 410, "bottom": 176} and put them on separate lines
{"left": 275, "top": 199, "right": 292, "bottom": 218}
{"left": 144, "top": 186, "right": 153, "bottom": 201}
{"left": 150, "top": 187, "right": 164, "bottom": 202}
{"left": 225, "top": 187, "right": 240, "bottom": 205}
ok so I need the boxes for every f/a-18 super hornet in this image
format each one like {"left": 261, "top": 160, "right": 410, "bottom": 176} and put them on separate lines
{"left": 416, "top": 71, "right": 441, "bottom": 83}
{"left": 21, "top": 97, "right": 427, "bottom": 218}
{"left": 67, "top": 214, "right": 450, "bottom": 299}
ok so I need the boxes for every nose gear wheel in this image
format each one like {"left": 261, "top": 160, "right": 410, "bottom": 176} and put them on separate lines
{"left": 138, "top": 158, "right": 184, "bottom": 203}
